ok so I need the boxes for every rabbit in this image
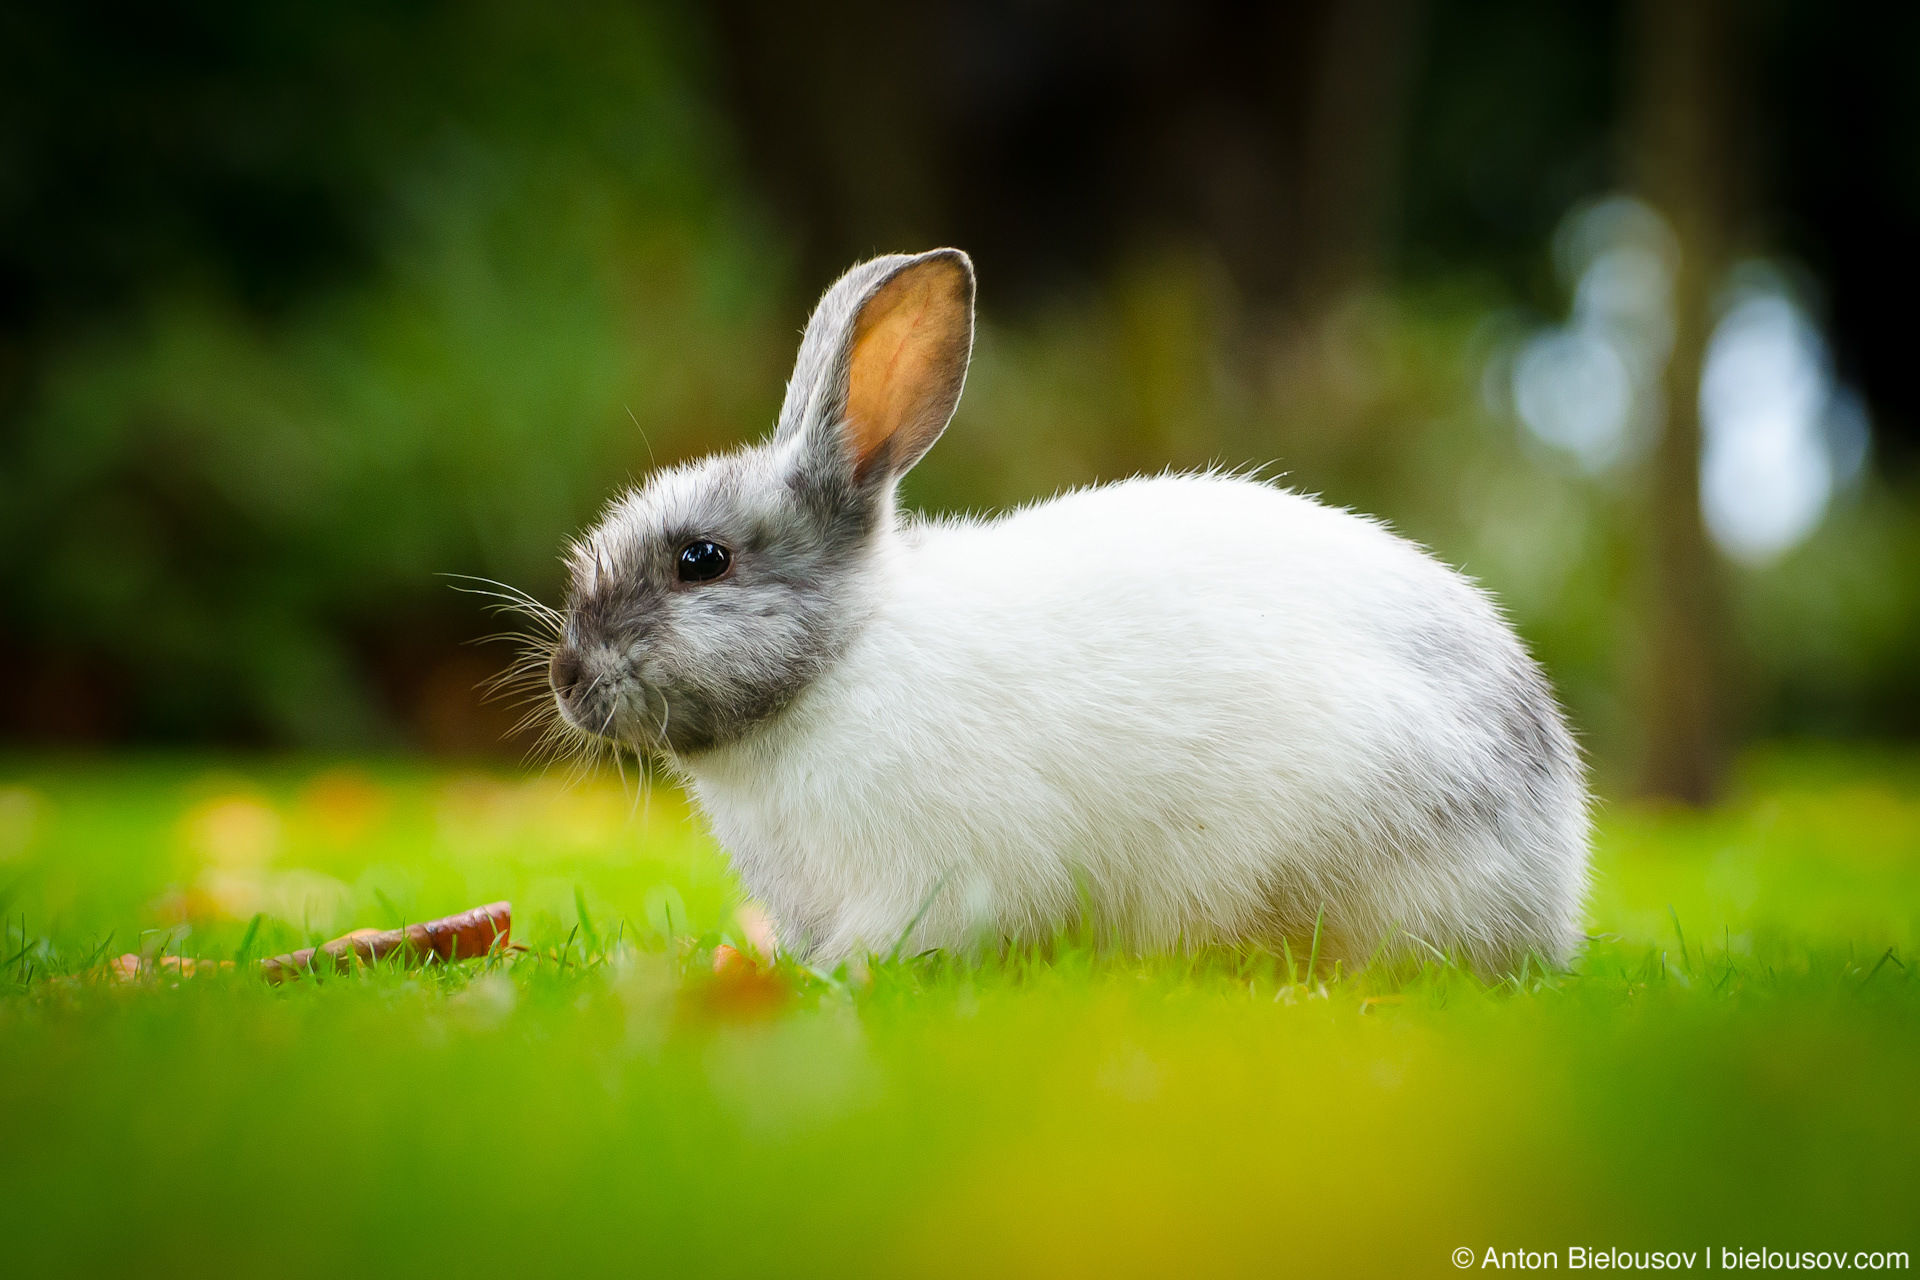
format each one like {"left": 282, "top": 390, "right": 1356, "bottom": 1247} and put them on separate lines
{"left": 545, "top": 248, "right": 1591, "bottom": 973}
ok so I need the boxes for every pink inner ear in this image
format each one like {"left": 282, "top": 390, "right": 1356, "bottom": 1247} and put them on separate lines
{"left": 844, "top": 259, "right": 970, "bottom": 479}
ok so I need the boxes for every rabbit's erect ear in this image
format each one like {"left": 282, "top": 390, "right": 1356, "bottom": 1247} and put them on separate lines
{"left": 777, "top": 249, "right": 975, "bottom": 485}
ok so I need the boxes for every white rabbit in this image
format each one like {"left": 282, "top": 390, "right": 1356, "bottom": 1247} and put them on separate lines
{"left": 546, "top": 248, "right": 1590, "bottom": 972}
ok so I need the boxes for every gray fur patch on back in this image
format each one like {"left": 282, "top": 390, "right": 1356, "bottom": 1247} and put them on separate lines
{"left": 1394, "top": 585, "right": 1581, "bottom": 790}
{"left": 1355, "top": 575, "right": 1588, "bottom": 966}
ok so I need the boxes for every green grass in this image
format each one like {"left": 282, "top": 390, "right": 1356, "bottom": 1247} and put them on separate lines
{"left": 2, "top": 748, "right": 1916, "bottom": 1276}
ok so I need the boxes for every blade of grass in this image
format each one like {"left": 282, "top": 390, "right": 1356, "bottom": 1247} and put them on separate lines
{"left": 1857, "top": 946, "right": 1905, "bottom": 993}
{"left": 78, "top": 931, "right": 116, "bottom": 972}
{"left": 574, "top": 886, "right": 601, "bottom": 955}
{"left": 1402, "top": 934, "right": 1453, "bottom": 968}
{"left": 1667, "top": 905, "right": 1693, "bottom": 975}
{"left": 4, "top": 932, "right": 37, "bottom": 970}
{"left": 374, "top": 890, "right": 405, "bottom": 930}
{"left": 1305, "top": 904, "right": 1325, "bottom": 986}
{"left": 1363, "top": 924, "right": 1401, "bottom": 973}
{"left": 233, "top": 914, "right": 263, "bottom": 964}
{"left": 885, "top": 868, "right": 954, "bottom": 965}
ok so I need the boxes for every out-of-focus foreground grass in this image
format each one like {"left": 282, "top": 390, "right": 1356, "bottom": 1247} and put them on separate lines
{"left": 1, "top": 750, "right": 1915, "bottom": 1276}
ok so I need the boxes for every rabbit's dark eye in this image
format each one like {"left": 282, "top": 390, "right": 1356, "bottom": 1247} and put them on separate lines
{"left": 677, "top": 539, "right": 732, "bottom": 583}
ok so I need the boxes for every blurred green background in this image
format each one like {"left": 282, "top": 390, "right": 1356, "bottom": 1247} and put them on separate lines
{"left": 5, "top": 0, "right": 1917, "bottom": 794}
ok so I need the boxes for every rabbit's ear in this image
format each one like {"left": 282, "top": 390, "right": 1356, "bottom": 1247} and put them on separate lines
{"left": 776, "top": 249, "right": 974, "bottom": 486}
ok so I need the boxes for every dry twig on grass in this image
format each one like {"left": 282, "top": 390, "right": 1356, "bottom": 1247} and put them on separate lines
{"left": 260, "top": 901, "right": 513, "bottom": 982}
{"left": 108, "top": 902, "right": 515, "bottom": 983}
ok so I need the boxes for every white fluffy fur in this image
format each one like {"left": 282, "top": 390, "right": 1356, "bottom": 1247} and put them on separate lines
{"left": 681, "top": 473, "right": 1591, "bottom": 971}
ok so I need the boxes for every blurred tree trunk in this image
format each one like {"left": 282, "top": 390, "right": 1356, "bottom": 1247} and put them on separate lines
{"left": 1291, "top": 0, "right": 1425, "bottom": 314}
{"left": 1629, "top": 0, "right": 1740, "bottom": 803}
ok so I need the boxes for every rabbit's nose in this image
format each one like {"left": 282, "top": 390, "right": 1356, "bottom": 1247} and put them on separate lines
{"left": 549, "top": 648, "right": 586, "bottom": 709}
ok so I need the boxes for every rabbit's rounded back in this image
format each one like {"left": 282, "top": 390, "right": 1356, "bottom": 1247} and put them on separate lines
{"left": 690, "top": 474, "right": 1588, "bottom": 970}
{"left": 553, "top": 249, "right": 1591, "bottom": 972}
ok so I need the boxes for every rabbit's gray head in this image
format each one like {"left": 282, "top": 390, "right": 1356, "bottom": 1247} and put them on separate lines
{"left": 547, "top": 249, "right": 975, "bottom": 755}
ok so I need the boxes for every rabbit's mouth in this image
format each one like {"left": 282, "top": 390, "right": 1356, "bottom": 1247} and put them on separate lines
{"left": 549, "top": 649, "right": 671, "bottom": 751}
{"left": 546, "top": 604, "right": 831, "bottom": 758}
